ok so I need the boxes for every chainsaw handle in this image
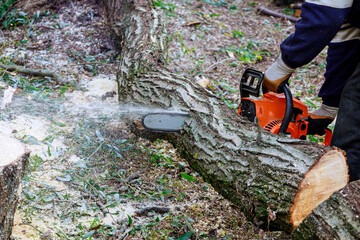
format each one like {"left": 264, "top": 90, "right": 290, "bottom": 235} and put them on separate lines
{"left": 278, "top": 84, "right": 293, "bottom": 134}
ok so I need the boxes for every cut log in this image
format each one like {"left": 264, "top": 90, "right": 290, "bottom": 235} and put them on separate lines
{"left": 0, "top": 134, "right": 30, "bottom": 240}
{"left": 292, "top": 180, "right": 360, "bottom": 239}
{"left": 290, "top": 149, "right": 349, "bottom": 228}
{"left": 100, "top": 0, "right": 359, "bottom": 238}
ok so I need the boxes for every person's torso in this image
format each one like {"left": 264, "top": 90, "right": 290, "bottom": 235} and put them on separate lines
{"left": 347, "top": 0, "right": 360, "bottom": 28}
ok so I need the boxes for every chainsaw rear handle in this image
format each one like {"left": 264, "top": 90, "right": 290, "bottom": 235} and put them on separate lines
{"left": 278, "top": 84, "right": 293, "bottom": 134}
{"left": 240, "top": 68, "right": 294, "bottom": 135}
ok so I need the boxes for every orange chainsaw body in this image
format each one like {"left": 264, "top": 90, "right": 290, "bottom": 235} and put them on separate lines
{"left": 238, "top": 93, "right": 309, "bottom": 139}
{"left": 238, "top": 68, "right": 332, "bottom": 146}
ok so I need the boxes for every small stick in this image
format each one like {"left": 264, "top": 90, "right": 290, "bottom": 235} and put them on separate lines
{"left": 205, "top": 57, "right": 235, "bottom": 72}
{"left": 258, "top": 7, "right": 299, "bottom": 23}
{"left": 0, "top": 63, "right": 79, "bottom": 88}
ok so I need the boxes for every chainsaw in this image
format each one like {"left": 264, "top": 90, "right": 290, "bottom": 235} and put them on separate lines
{"left": 238, "top": 68, "right": 332, "bottom": 146}
{"left": 141, "top": 68, "right": 332, "bottom": 146}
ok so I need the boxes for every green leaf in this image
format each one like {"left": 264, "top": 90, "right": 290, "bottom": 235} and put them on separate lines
{"left": 56, "top": 174, "right": 72, "bottom": 182}
{"left": 176, "top": 232, "right": 192, "bottom": 240}
{"left": 128, "top": 215, "right": 133, "bottom": 226}
{"left": 181, "top": 173, "right": 196, "bottom": 182}
{"left": 95, "top": 129, "right": 104, "bottom": 141}
{"left": 60, "top": 85, "right": 68, "bottom": 94}
{"left": 82, "top": 230, "right": 95, "bottom": 239}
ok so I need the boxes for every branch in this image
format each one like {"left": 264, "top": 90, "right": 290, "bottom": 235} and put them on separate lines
{"left": 0, "top": 63, "right": 80, "bottom": 88}
{"left": 258, "top": 7, "right": 299, "bottom": 23}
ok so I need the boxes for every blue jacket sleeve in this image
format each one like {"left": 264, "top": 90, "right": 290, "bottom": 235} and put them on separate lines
{"left": 280, "top": 2, "right": 352, "bottom": 68}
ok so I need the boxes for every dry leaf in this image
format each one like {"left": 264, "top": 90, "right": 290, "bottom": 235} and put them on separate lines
{"left": 226, "top": 50, "right": 235, "bottom": 59}
{"left": 1, "top": 86, "right": 16, "bottom": 110}
{"left": 196, "top": 76, "right": 210, "bottom": 89}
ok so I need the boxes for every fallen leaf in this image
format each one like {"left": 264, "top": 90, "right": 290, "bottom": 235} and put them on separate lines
{"left": 1, "top": 86, "right": 16, "bottom": 110}
{"left": 226, "top": 50, "right": 235, "bottom": 59}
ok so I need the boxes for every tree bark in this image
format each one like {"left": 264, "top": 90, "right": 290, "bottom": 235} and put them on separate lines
{"left": 0, "top": 135, "right": 30, "bottom": 240}
{"left": 100, "top": 0, "right": 360, "bottom": 238}
{"left": 11, "top": 0, "right": 359, "bottom": 238}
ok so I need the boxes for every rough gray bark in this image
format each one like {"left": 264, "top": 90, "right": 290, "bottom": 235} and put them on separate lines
{"left": 0, "top": 135, "right": 30, "bottom": 240}
{"left": 101, "top": 0, "right": 360, "bottom": 238}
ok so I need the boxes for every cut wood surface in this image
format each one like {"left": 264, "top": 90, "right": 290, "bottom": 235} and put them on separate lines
{"left": 0, "top": 134, "right": 30, "bottom": 239}
{"left": 290, "top": 149, "right": 349, "bottom": 228}
{"left": 100, "top": 0, "right": 360, "bottom": 238}
{"left": 292, "top": 180, "right": 360, "bottom": 239}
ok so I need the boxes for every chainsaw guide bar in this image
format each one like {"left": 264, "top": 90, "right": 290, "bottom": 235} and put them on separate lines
{"left": 141, "top": 111, "right": 189, "bottom": 132}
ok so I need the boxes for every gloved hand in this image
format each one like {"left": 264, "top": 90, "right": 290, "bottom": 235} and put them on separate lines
{"left": 307, "top": 103, "right": 338, "bottom": 135}
{"left": 263, "top": 55, "right": 295, "bottom": 93}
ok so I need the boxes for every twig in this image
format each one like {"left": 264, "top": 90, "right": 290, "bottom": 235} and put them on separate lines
{"left": 135, "top": 206, "right": 170, "bottom": 216}
{"left": 258, "top": 7, "right": 299, "bottom": 23}
{"left": 0, "top": 63, "right": 80, "bottom": 88}
{"left": 20, "top": 223, "right": 44, "bottom": 234}
{"left": 205, "top": 57, "right": 235, "bottom": 72}
{"left": 126, "top": 172, "right": 140, "bottom": 182}
{"left": 56, "top": 227, "right": 71, "bottom": 240}
{"left": 119, "top": 229, "right": 131, "bottom": 240}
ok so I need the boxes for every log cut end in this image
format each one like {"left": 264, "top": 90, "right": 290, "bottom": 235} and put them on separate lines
{"left": 0, "top": 134, "right": 26, "bottom": 167}
{"left": 0, "top": 134, "right": 30, "bottom": 239}
{"left": 290, "top": 149, "right": 349, "bottom": 228}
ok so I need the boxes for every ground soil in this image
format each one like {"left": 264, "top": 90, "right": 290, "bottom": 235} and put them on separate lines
{"left": 0, "top": 0, "right": 327, "bottom": 239}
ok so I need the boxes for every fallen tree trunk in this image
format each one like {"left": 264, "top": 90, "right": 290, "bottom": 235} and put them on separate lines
{"left": 101, "top": 0, "right": 360, "bottom": 238}
{"left": 106, "top": 0, "right": 359, "bottom": 238}
{"left": 0, "top": 134, "right": 30, "bottom": 239}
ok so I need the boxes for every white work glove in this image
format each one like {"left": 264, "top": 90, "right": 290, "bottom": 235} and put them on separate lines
{"left": 309, "top": 103, "right": 338, "bottom": 120}
{"left": 263, "top": 55, "right": 295, "bottom": 93}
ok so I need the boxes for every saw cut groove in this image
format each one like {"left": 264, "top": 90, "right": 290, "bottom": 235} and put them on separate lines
{"left": 290, "top": 149, "right": 349, "bottom": 228}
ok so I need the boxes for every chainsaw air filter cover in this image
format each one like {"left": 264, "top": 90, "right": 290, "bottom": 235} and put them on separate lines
{"left": 239, "top": 92, "right": 309, "bottom": 139}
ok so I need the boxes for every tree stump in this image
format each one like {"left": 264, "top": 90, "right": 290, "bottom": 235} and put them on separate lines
{"left": 0, "top": 134, "right": 30, "bottom": 240}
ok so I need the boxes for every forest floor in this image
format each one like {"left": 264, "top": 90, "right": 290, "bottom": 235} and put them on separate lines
{"left": 0, "top": 0, "right": 327, "bottom": 239}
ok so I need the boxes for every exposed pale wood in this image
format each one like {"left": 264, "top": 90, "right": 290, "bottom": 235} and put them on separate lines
{"left": 292, "top": 180, "right": 360, "bottom": 239}
{"left": 0, "top": 134, "right": 30, "bottom": 239}
{"left": 290, "top": 149, "right": 349, "bottom": 228}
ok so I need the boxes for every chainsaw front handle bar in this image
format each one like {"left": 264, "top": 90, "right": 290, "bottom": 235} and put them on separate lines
{"left": 278, "top": 84, "right": 293, "bottom": 134}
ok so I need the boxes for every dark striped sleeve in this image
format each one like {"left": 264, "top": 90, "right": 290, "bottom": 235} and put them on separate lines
{"left": 280, "top": 1, "right": 353, "bottom": 68}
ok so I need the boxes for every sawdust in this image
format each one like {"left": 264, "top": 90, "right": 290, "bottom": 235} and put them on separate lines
{"left": 84, "top": 74, "right": 117, "bottom": 98}
{"left": 0, "top": 134, "right": 25, "bottom": 166}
